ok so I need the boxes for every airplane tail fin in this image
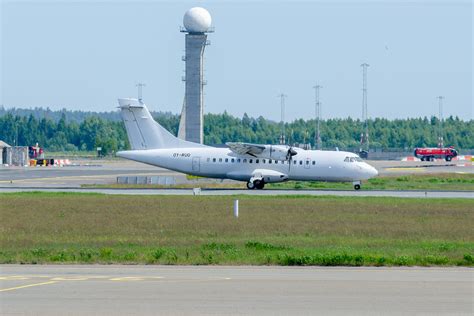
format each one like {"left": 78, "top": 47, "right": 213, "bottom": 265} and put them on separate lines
{"left": 118, "top": 98, "right": 205, "bottom": 150}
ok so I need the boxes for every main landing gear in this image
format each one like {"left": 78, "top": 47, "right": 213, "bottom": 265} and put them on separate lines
{"left": 353, "top": 181, "right": 361, "bottom": 190}
{"left": 247, "top": 179, "right": 265, "bottom": 190}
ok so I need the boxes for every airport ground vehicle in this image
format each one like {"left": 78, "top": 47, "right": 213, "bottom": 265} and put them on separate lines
{"left": 414, "top": 147, "right": 458, "bottom": 162}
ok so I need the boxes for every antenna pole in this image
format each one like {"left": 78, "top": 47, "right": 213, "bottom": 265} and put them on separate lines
{"left": 361, "top": 63, "right": 369, "bottom": 152}
{"left": 437, "top": 96, "right": 444, "bottom": 148}
{"left": 278, "top": 93, "right": 287, "bottom": 145}
{"left": 313, "top": 85, "right": 322, "bottom": 149}
{"left": 136, "top": 83, "right": 146, "bottom": 103}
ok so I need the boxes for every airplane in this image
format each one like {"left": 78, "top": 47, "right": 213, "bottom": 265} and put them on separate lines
{"left": 116, "top": 98, "right": 378, "bottom": 190}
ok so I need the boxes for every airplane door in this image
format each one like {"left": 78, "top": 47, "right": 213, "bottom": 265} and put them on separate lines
{"left": 304, "top": 158, "right": 311, "bottom": 169}
{"left": 192, "top": 157, "right": 200, "bottom": 172}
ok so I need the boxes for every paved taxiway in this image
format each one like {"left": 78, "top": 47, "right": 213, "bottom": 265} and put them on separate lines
{"left": 1, "top": 265, "right": 472, "bottom": 315}
{"left": 0, "top": 159, "right": 472, "bottom": 188}
{"left": 0, "top": 186, "right": 473, "bottom": 198}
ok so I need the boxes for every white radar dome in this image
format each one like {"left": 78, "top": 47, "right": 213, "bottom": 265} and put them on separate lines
{"left": 183, "top": 7, "right": 212, "bottom": 33}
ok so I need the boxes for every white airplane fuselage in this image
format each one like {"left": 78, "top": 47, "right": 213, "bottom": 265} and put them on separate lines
{"left": 116, "top": 98, "right": 378, "bottom": 189}
{"left": 118, "top": 147, "right": 378, "bottom": 183}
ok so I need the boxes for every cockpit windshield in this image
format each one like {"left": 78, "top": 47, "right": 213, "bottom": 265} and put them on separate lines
{"left": 344, "top": 156, "right": 363, "bottom": 162}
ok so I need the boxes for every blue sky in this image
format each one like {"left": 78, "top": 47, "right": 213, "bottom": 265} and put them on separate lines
{"left": 1, "top": 0, "right": 472, "bottom": 121}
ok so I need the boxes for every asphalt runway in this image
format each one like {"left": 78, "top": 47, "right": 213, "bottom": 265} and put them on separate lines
{"left": 1, "top": 265, "right": 472, "bottom": 315}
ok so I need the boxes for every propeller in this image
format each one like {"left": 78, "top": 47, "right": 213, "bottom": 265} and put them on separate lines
{"left": 286, "top": 147, "right": 297, "bottom": 160}
{"left": 287, "top": 146, "right": 297, "bottom": 171}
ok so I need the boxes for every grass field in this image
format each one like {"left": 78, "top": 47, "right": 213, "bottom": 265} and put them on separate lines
{"left": 83, "top": 173, "right": 474, "bottom": 191}
{"left": 1, "top": 192, "right": 473, "bottom": 266}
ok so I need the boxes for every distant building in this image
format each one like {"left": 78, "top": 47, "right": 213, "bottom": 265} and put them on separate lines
{"left": 0, "top": 140, "right": 11, "bottom": 165}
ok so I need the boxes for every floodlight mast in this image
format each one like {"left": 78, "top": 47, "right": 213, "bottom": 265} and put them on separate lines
{"left": 437, "top": 96, "right": 444, "bottom": 148}
{"left": 136, "top": 83, "right": 146, "bottom": 103}
{"left": 278, "top": 93, "right": 287, "bottom": 145}
{"left": 361, "top": 63, "right": 369, "bottom": 152}
{"left": 313, "top": 85, "right": 322, "bottom": 150}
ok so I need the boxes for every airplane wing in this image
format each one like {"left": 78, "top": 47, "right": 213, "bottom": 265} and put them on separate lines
{"left": 226, "top": 142, "right": 266, "bottom": 157}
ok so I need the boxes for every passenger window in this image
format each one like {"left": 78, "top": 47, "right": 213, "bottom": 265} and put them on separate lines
{"left": 231, "top": 158, "right": 235, "bottom": 163}
{"left": 249, "top": 159, "right": 253, "bottom": 163}
{"left": 269, "top": 160, "right": 272, "bottom": 164}
{"left": 243, "top": 159, "right": 247, "bottom": 163}
{"left": 213, "top": 158, "right": 216, "bottom": 162}
{"left": 219, "top": 158, "right": 222, "bottom": 162}
{"left": 262, "top": 159, "right": 266, "bottom": 163}
{"left": 207, "top": 158, "right": 210, "bottom": 162}
{"left": 225, "top": 158, "right": 228, "bottom": 163}
{"left": 299, "top": 161, "right": 303, "bottom": 165}
{"left": 256, "top": 159, "right": 259, "bottom": 163}
{"left": 306, "top": 160, "right": 309, "bottom": 165}
{"left": 237, "top": 159, "right": 241, "bottom": 163}
{"left": 293, "top": 160, "right": 297, "bottom": 165}
{"left": 312, "top": 161, "right": 315, "bottom": 165}
{"left": 275, "top": 160, "right": 278, "bottom": 164}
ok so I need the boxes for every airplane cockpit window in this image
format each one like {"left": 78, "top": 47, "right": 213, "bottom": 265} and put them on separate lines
{"left": 345, "top": 156, "right": 363, "bottom": 162}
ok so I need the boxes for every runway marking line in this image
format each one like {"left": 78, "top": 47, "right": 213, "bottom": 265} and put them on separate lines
{"left": 385, "top": 167, "right": 425, "bottom": 171}
{"left": 0, "top": 280, "right": 58, "bottom": 292}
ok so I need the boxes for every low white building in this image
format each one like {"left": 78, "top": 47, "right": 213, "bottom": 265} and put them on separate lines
{"left": 0, "top": 140, "right": 11, "bottom": 165}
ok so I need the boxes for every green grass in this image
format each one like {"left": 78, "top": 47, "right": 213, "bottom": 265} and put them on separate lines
{"left": 82, "top": 173, "right": 474, "bottom": 191}
{"left": 268, "top": 173, "right": 474, "bottom": 191}
{"left": 0, "top": 192, "right": 473, "bottom": 266}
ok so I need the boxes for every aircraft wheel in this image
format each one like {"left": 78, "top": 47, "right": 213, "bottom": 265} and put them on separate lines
{"left": 446, "top": 156, "right": 452, "bottom": 162}
{"left": 246, "top": 181, "right": 255, "bottom": 190}
{"left": 354, "top": 184, "right": 361, "bottom": 190}
{"left": 420, "top": 157, "right": 425, "bottom": 161}
{"left": 254, "top": 180, "right": 265, "bottom": 190}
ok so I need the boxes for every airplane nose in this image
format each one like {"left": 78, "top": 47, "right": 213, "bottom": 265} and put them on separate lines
{"left": 369, "top": 166, "right": 378, "bottom": 177}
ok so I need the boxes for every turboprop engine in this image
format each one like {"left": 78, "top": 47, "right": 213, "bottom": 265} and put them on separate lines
{"left": 226, "top": 142, "right": 297, "bottom": 161}
{"left": 259, "top": 145, "right": 297, "bottom": 161}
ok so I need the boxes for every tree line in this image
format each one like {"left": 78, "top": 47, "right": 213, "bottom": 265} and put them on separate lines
{"left": 0, "top": 108, "right": 472, "bottom": 155}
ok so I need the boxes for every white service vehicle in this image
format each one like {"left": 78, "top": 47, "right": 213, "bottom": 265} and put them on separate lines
{"left": 116, "top": 98, "right": 378, "bottom": 190}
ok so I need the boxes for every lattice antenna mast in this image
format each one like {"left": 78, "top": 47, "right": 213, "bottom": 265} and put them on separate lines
{"left": 437, "top": 96, "right": 444, "bottom": 148}
{"left": 278, "top": 93, "right": 288, "bottom": 145}
{"left": 313, "top": 85, "right": 322, "bottom": 149}
{"left": 361, "top": 63, "right": 369, "bottom": 151}
{"left": 136, "top": 83, "right": 146, "bottom": 103}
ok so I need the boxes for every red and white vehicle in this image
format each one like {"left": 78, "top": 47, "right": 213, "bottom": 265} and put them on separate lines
{"left": 414, "top": 147, "right": 458, "bottom": 162}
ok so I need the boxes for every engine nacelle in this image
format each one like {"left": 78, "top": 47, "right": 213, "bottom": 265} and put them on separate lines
{"left": 257, "top": 145, "right": 297, "bottom": 161}
{"left": 251, "top": 169, "right": 289, "bottom": 183}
